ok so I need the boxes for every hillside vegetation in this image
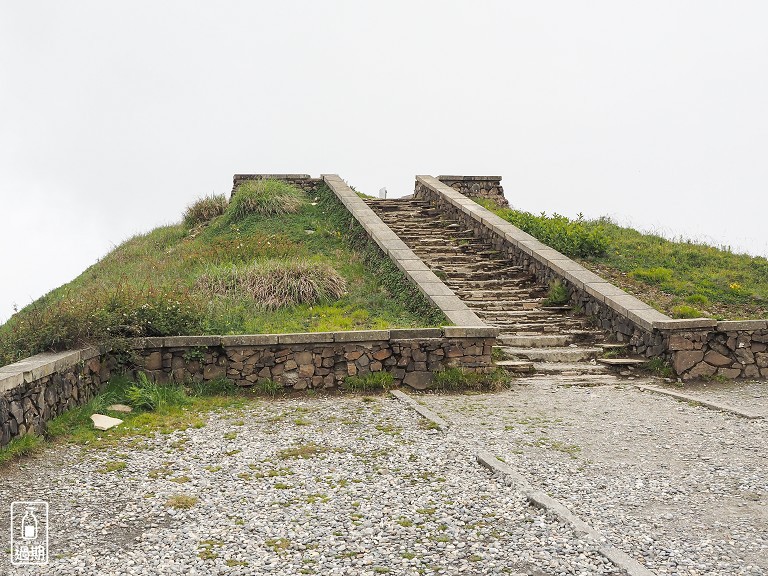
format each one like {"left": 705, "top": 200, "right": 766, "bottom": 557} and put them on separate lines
{"left": 0, "top": 180, "right": 444, "bottom": 367}
{"left": 475, "top": 199, "right": 768, "bottom": 320}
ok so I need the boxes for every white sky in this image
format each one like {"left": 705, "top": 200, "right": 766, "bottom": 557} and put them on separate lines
{"left": 1, "top": 1, "right": 767, "bottom": 324}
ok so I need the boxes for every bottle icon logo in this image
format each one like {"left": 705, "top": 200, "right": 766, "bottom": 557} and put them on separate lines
{"left": 10, "top": 501, "right": 49, "bottom": 566}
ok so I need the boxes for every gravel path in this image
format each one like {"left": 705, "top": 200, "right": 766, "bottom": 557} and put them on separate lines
{"left": 1, "top": 395, "right": 621, "bottom": 576}
{"left": 420, "top": 375, "right": 768, "bottom": 576}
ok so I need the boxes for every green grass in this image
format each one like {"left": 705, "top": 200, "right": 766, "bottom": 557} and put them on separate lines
{"left": 0, "top": 180, "right": 445, "bottom": 367}
{"left": 431, "top": 367, "right": 509, "bottom": 392}
{"left": 342, "top": 371, "right": 394, "bottom": 393}
{"left": 476, "top": 198, "right": 768, "bottom": 320}
{"left": 0, "top": 434, "right": 43, "bottom": 467}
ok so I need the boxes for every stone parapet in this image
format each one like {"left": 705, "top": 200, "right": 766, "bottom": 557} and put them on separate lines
{"left": 0, "top": 348, "right": 110, "bottom": 447}
{"left": 437, "top": 175, "right": 509, "bottom": 207}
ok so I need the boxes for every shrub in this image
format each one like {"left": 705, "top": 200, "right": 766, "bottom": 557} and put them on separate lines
{"left": 630, "top": 267, "right": 674, "bottom": 284}
{"left": 183, "top": 194, "right": 227, "bottom": 227}
{"left": 228, "top": 179, "right": 305, "bottom": 219}
{"left": 542, "top": 280, "right": 569, "bottom": 306}
{"left": 197, "top": 259, "right": 347, "bottom": 309}
{"left": 474, "top": 200, "right": 609, "bottom": 258}
{"left": 671, "top": 304, "right": 702, "bottom": 319}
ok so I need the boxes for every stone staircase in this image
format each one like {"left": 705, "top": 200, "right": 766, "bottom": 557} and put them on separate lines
{"left": 366, "top": 198, "right": 646, "bottom": 377}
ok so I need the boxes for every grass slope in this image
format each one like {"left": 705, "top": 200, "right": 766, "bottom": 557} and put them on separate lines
{"left": 0, "top": 182, "right": 444, "bottom": 367}
{"left": 474, "top": 199, "right": 768, "bottom": 320}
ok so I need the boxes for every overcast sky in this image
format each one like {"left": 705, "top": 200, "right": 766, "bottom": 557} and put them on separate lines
{"left": 1, "top": 1, "right": 767, "bottom": 324}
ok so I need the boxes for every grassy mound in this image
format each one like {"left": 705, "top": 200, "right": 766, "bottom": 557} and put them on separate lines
{"left": 0, "top": 180, "right": 445, "bottom": 367}
{"left": 476, "top": 198, "right": 768, "bottom": 320}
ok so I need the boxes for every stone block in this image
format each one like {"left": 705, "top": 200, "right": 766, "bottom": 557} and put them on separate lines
{"left": 687, "top": 362, "right": 717, "bottom": 379}
{"left": 716, "top": 320, "right": 768, "bottom": 331}
{"left": 389, "top": 328, "right": 443, "bottom": 339}
{"left": 403, "top": 371, "right": 432, "bottom": 390}
{"left": 442, "top": 326, "right": 499, "bottom": 338}
{"left": 277, "top": 332, "right": 335, "bottom": 344}
{"left": 444, "top": 310, "right": 485, "bottom": 326}
{"left": 417, "top": 283, "right": 457, "bottom": 297}
{"left": 145, "top": 352, "right": 163, "bottom": 371}
{"left": 221, "top": 334, "right": 279, "bottom": 346}
{"left": 704, "top": 350, "right": 733, "bottom": 367}
{"left": 718, "top": 367, "right": 742, "bottom": 378}
{"left": 668, "top": 334, "right": 694, "bottom": 351}
{"left": 673, "top": 350, "right": 704, "bottom": 374}
{"left": 163, "top": 336, "right": 221, "bottom": 347}
{"left": 428, "top": 295, "right": 470, "bottom": 312}
{"left": 203, "top": 364, "right": 227, "bottom": 380}
{"left": 334, "top": 330, "right": 390, "bottom": 342}
{"left": 654, "top": 319, "right": 717, "bottom": 330}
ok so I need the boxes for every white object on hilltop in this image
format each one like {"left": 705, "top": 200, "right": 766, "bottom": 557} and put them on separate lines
{"left": 379, "top": 187, "right": 387, "bottom": 199}
{"left": 91, "top": 414, "right": 123, "bottom": 431}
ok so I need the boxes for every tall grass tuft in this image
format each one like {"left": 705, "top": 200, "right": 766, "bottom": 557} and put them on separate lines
{"left": 229, "top": 179, "right": 305, "bottom": 219}
{"left": 183, "top": 194, "right": 228, "bottom": 227}
{"left": 197, "top": 259, "right": 347, "bottom": 309}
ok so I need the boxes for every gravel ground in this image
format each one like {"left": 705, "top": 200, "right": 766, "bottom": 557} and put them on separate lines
{"left": 0, "top": 395, "right": 621, "bottom": 576}
{"left": 420, "top": 375, "right": 768, "bottom": 576}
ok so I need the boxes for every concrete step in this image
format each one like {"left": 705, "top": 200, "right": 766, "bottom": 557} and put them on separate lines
{"left": 498, "top": 334, "right": 575, "bottom": 347}
{"left": 597, "top": 358, "right": 648, "bottom": 367}
{"left": 501, "top": 346, "right": 602, "bottom": 363}
{"left": 532, "top": 362, "right": 609, "bottom": 375}
{"left": 495, "top": 360, "right": 536, "bottom": 373}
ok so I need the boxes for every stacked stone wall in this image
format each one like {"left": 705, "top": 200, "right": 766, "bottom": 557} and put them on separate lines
{"left": 662, "top": 322, "right": 768, "bottom": 381}
{"left": 0, "top": 348, "right": 110, "bottom": 447}
{"left": 437, "top": 175, "right": 509, "bottom": 207}
{"left": 132, "top": 328, "right": 496, "bottom": 391}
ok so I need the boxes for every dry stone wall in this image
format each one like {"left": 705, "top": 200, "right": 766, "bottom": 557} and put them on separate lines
{"left": 438, "top": 175, "right": 509, "bottom": 207}
{"left": 131, "top": 328, "right": 496, "bottom": 391}
{"left": 661, "top": 320, "right": 768, "bottom": 381}
{"left": 0, "top": 348, "right": 110, "bottom": 447}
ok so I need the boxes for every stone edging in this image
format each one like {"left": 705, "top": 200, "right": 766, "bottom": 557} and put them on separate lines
{"left": 322, "top": 174, "right": 488, "bottom": 328}
{"left": 0, "top": 347, "right": 101, "bottom": 395}
{"left": 476, "top": 451, "right": 656, "bottom": 576}
{"left": 389, "top": 389, "right": 449, "bottom": 430}
{"left": 635, "top": 385, "right": 764, "bottom": 420}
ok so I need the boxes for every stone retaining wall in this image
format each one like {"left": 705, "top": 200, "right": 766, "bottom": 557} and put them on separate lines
{"left": 660, "top": 320, "right": 768, "bottom": 381}
{"left": 131, "top": 328, "right": 496, "bottom": 391}
{"left": 0, "top": 348, "right": 110, "bottom": 447}
{"left": 231, "top": 174, "right": 324, "bottom": 197}
{"left": 438, "top": 175, "right": 509, "bottom": 207}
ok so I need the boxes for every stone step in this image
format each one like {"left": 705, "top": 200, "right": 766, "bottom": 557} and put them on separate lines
{"left": 596, "top": 358, "right": 648, "bottom": 367}
{"left": 532, "top": 362, "right": 610, "bottom": 375}
{"left": 598, "top": 343, "right": 628, "bottom": 350}
{"left": 501, "top": 346, "right": 602, "bottom": 363}
{"left": 495, "top": 360, "right": 536, "bottom": 373}
{"left": 498, "top": 334, "right": 575, "bottom": 347}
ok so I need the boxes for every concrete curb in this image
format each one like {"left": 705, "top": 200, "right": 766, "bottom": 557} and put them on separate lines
{"left": 389, "top": 390, "right": 449, "bottom": 430}
{"left": 635, "top": 385, "right": 765, "bottom": 420}
{"left": 476, "top": 450, "right": 656, "bottom": 576}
